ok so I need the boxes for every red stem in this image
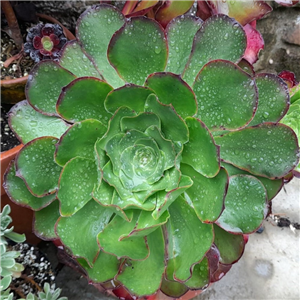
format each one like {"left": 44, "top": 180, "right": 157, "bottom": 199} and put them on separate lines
{"left": 1, "top": 1, "right": 23, "bottom": 50}
{"left": 122, "top": 1, "right": 139, "bottom": 15}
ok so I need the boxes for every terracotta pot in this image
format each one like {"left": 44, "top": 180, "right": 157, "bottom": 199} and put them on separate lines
{"left": 1, "top": 144, "right": 41, "bottom": 245}
{"left": 1, "top": 76, "right": 28, "bottom": 104}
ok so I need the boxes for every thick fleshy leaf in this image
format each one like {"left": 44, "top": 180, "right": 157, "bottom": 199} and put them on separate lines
{"left": 108, "top": 17, "right": 168, "bottom": 85}
{"left": 92, "top": 180, "right": 133, "bottom": 222}
{"left": 76, "top": 4, "right": 125, "bottom": 88}
{"left": 59, "top": 40, "right": 102, "bottom": 78}
{"left": 3, "top": 161, "right": 56, "bottom": 211}
{"left": 15, "top": 137, "right": 62, "bottom": 197}
{"left": 26, "top": 61, "right": 76, "bottom": 116}
{"left": 182, "top": 117, "right": 220, "bottom": 177}
{"left": 207, "top": 1, "right": 272, "bottom": 26}
{"left": 98, "top": 212, "right": 149, "bottom": 260}
{"left": 58, "top": 157, "right": 97, "bottom": 216}
{"left": 243, "top": 23, "right": 264, "bottom": 64}
{"left": 8, "top": 100, "right": 70, "bottom": 144}
{"left": 77, "top": 251, "right": 119, "bottom": 283}
{"left": 160, "top": 277, "right": 188, "bottom": 298}
{"left": 120, "top": 112, "right": 160, "bottom": 132}
{"left": 213, "top": 224, "right": 245, "bottom": 264}
{"left": 165, "top": 15, "right": 203, "bottom": 74}
{"left": 152, "top": 175, "right": 193, "bottom": 220}
{"left": 155, "top": 0, "right": 194, "bottom": 28}
{"left": 97, "top": 107, "right": 136, "bottom": 150}
{"left": 183, "top": 15, "right": 246, "bottom": 85}
{"left": 181, "top": 164, "right": 227, "bottom": 223}
{"left": 217, "top": 175, "right": 267, "bottom": 234}
{"left": 221, "top": 161, "right": 283, "bottom": 201}
{"left": 120, "top": 210, "right": 169, "bottom": 240}
{"left": 145, "top": 73, "right": 197, "bottom": 118}
{"left": 238, "top": 58, "right": 255, "bottom": 76}
{"left": 34, "top": 200, "right": 60, "bottom": 240}
{"left": 248, "top": 74, "right": 289, "bottom": 126}
{"left": 105, "top": 84, "right": 153, "bottom": 114}
{"left": 145, "top": 94, "right": 188, "bottom": 144}
{"left": 145, "top": 126, "right": 175, "bottom": 170}
{"left": 290, "top": 83, "right": 300, "bottom": 103}
{"left": 126, "top": 1, "right": 159, "bottom": 17}
{"left": 215, "top": 123, "right": 299, "bottom": 178}
{"left": 167, "top": 196, "right": 214, "bottom": 281}
{"left": 184, "top": 257, "right": 209, "bottom": 289}
{"left": 57, "top": 77, "right": 113, "bottom": 123}
{"left": 55, "top": 119, "right": 107, "bottom": 166}
{"left": 193, "top": 60, "right": 257, "bottom": 131}
{"left": 57, "top": 200, "right": 113, "bottom": 265}
{"left": 117, "top": 228, "right": 165, "bottom": 296}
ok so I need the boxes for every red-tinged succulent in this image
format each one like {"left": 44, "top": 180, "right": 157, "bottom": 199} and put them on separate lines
{"left": 274, "top": 0, "right": 300, "bottom": 6}
{"left": 195, "top": 0, "right": 273, "bottom": 64}
{"left": 24, "top": 23, "right": 67, "bottom": 63}
{"left": 3, "top": 4, "right": 300, "bottom": 299}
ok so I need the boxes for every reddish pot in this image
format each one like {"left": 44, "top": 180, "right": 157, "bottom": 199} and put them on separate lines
{"left": 1, "top": 144, "right": 41, "bottom": 245}
{"left": 1, "top": 76, "right": 28, "bottom": 104}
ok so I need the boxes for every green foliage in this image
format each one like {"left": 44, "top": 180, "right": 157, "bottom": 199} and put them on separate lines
{"left": 4, "top": 4, "right": 299, "bottom": 298}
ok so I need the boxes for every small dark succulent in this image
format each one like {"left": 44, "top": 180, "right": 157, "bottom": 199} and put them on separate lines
{"left": 24, "top": 23, "right": 67, "bottom": 63}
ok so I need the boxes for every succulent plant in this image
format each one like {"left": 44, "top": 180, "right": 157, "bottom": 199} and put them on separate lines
{"left": 3, "top": 3, "right": 299, "bottom": 299}
{"left": 23, "top": 283, "right": 67, "bottom": 300}
{"left": 24, "top": 23, "right": 67, "bottom": 63}
{"left": 1, "top": 205, "right": 25, "bottom": 297}
{"left": 279, "top": 72, "right": 300, "bottom": 177}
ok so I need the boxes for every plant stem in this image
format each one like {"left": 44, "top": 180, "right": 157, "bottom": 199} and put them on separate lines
{"left": 1, "top": 1, "right": 23, "bottom": 50}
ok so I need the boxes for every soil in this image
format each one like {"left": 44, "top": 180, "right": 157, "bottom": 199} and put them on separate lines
{"left": 1, "top": 103, "right": 20, "bottom": 152}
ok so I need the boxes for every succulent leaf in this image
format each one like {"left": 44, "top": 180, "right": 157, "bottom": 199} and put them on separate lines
{"left": 215, "top": 123, "right": 299, "bottom": 178}
{"left": 182, "top": 117, "right": 220, "bottom": 177}
{"left": 15, "top": 137, "right": 62, "bottom": 197}
{"left": 184, "top": 257, "right": 209, "bottom": 289}
{"left": 116, "top": 227, "right": 165, "bottom": 296}
{"left": 76, "top": 5, "right": 125, "bottom": 87}
{"left": 181, "top": 164, "right": 227, "bottom": 223}
{"left": 217, "top": 175, "right": 267, "bottom": 233}
{"left": 26, "top": 61, "right": 76, "bottom": 116}
{"left": 213, "top": 224, "right": 245, "bottom": 264}
{"left": 108, "top": 17, "right": 168, "bottom": 85}
{"left": 183, "top": 14, "right": 247, "bottom": 85}
{"left": 9, "top": 100, "right": 70, "bottom": 144}
{"left": 34, "top": 200, "right": 60, "bottom": 240}
{"left": 145, "top": 72, "right": 197, "bottom": 119}
{"left": 4, "top": 161, "right": 56, "bottom": 211}
{"left": 167, "top": 196, "right": 214, "bottom": 282}
{"left": 248, "top": 74, "right": 289, "bottom": 126}
{"left": 55, "top": 119, "right": 107, "bottom": 166}
{"left": 56, "top": 77, "right": 113, "bottom": 123}
{"left": 59, "top": 40, "right": 103, "bottom": 78}
{"left": 77, "top": 251, "right": 119, "bottom": 283}
{"left": 193, "top": 60, "right": 257, "bottom": 131}
{"left": 58, "top": 157, "right": 98, "bottom": 216}
{"left": 166, "top": 15, "right": 203, "bottom": 74}
{"left": 57, "top": 200, "right": 113, "bottom": 265}
{"left": 98, "top": 212, "right": 149, "bottom": 260}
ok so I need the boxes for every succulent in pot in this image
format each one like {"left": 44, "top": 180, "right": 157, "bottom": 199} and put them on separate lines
{"left": 3, "top": 3, "right": 300, "bottom": 299}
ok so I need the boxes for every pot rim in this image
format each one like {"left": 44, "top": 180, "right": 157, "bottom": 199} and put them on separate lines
{"left": 1, "top": 144, "right": 23, "bottom": 195}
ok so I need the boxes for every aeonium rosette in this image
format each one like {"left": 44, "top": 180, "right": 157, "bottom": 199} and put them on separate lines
{"left": 3, "top": 4, "right": 299, "bottom": 299}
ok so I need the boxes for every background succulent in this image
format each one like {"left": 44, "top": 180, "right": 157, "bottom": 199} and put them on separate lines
{"left": 3, "top": 4, "right": 299, "bottom": 298}
{"left": 1, "top": 205, "right": 25, "bottom": 296}
{"left": 24, "top": 23, "right": 67, "bottom": 63}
